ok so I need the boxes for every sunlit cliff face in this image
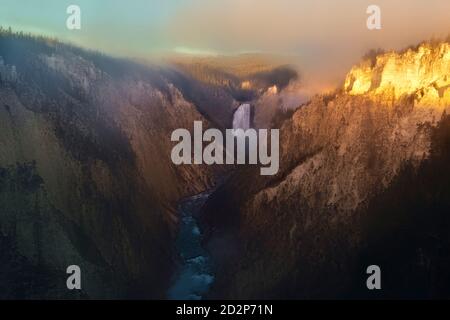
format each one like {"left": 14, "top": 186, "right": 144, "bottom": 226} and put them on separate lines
{"left": 241, "top": 80, "right": 252, "bottom": 89}
{"left": 267, "top": 85, "right": 278, "bottom": 95}
{"left": 344, "top": 42, "right": 450, "bottom": 108}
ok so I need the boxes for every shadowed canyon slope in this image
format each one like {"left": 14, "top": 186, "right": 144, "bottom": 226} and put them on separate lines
{"left": 201, "top": 41, "right": 450, "bottom": 299}
{"left": 0, "top": 32, "right": 223, "bottom": 298}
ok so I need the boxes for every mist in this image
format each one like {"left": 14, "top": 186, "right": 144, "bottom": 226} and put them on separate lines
{"left": 164, "top": 0, "right": 450, "bottom": 89}
{"left": 3, "top": 0, "right": 450, "bottom": 92}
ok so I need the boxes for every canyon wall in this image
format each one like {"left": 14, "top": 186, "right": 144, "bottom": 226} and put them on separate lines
{"left": 0, "top": 34, "right": 216, "bottom": 298}
{"left": 203, "top": 41, "right": 450, "bottom": 299}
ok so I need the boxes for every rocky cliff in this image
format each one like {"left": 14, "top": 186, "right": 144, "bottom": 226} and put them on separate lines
{"left": 202, "top": 41, "right": 450, "bottom": 299}
{"left": 0, "top": 32, "right": 217, "bottom": 298}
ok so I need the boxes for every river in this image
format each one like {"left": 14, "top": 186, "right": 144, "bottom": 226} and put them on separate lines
{"left": 167, "top": 192, "right": 214, "bottom": 300}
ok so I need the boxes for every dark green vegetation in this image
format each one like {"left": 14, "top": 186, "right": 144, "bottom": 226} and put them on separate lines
{"left": 0, "top": 162, "right": 87, "bottom": 298}
{"left": 357, "top": 116, "right": 450, "bottom": 298}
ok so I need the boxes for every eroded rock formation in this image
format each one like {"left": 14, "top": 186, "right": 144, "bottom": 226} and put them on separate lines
{"left": 203, "top": 41, "right": 450, "bottom": 299}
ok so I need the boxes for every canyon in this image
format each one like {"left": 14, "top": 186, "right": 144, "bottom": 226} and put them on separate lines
{"left": 1, "top": 28, "right": 450, "bottom": 299}
{"left": 0, "top": 32, "right": 219, "bottom": 298}
{"left": 0, "top": 31, "right": 295, "bottom": 298}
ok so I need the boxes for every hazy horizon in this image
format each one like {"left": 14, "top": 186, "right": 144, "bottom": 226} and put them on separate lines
{"left": 2, "top": 0, "right": 450, "bottom": 90}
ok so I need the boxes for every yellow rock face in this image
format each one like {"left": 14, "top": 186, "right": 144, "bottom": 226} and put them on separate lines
{"left": 241, "top": 80, "right": 252, "bottom": 89}
{"left": 344, "top": 42, "right": 450, "bottom": 107}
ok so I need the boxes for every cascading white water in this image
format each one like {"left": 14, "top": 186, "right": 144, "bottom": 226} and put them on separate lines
{"left": 232, "top": 103, "right": 251, "bottom": 131}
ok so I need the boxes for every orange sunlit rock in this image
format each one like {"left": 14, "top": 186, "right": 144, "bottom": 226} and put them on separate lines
{"left": 344, "top": 42, "right": 450, "bottom": 108}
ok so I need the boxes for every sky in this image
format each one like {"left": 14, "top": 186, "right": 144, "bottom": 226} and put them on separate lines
{"left": 1, "top": 0, "right": 450, "bottom": 88}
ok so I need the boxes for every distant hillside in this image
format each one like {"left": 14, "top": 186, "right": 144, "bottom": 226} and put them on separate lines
{"left": 170, "top": 53, "right": 288, "bottom": 77}
{"left": 168, "top": 54, "right": 299, "bottom": 128}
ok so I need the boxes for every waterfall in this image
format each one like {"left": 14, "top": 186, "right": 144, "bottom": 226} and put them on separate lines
{"left": 232, "top": 103, "right": 251, "bottom": 131}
